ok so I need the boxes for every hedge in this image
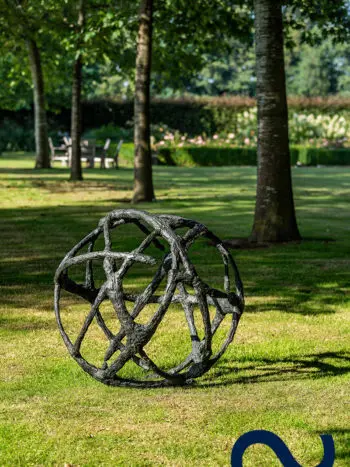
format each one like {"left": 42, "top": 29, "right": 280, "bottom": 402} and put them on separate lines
{"left": 2, "top": 96, "right": 350, "bottom": 146}
{"left": 297, "top": 147, "right": 350, "bottom": 165}
{"left": 156, "top": 146, "right": 350, "bottom": 167}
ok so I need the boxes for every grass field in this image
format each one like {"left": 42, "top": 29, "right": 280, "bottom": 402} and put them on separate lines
{"left": 0, "top": 152, "right": 349, "bottom": 466}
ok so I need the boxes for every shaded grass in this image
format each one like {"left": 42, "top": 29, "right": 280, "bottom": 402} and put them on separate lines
{"left": 0, "top": 152, "right": 349, "bottom": 466}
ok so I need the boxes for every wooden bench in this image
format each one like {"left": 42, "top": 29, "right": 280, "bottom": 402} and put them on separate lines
{"left": 49, "top": 137, "right": 69, "bottom": 166}
{"left": 51, "top": 137, "right": 123, "bottom": 169}
{"left": 92, "top": 139, "right": 123, "bottom": 168}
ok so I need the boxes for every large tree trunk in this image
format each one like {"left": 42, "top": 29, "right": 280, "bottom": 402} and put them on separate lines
{"left": 70, "top": 0, "right": 84, "bottom": 181}
{"left": 250, "top": 0, "right": 300, "bottom": 242}
{"left": 132, "top": 0, "right": 155, "bottom": 203}
{"left": 27, "top": 39, "right": 50, "bottom": 169}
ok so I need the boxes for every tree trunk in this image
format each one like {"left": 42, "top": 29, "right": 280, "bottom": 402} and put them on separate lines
{"left": 250, "top": 0, "right": 301, "bottom": 242}
{"left": 70, "top": 0, "right": 84, "bottom": 181}
{"left": 27, "top": 39, "right": 50, "bottom": 169}
{"left": 132, "top": 0, "right": 155, "bottom": 203}
{"left": 70, "top": 56, "right": 83, "bottom": 181}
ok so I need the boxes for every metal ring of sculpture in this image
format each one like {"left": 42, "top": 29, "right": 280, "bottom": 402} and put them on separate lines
{"left": 54, "top": 209, "right": 244, "bottom": 388}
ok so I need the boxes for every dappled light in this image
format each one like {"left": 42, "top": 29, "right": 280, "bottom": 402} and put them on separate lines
{"left": 1, "top": 156, "right": 349, "bottom": 465}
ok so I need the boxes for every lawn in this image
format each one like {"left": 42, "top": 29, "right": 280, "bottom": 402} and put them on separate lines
{"left": 0, "top": 152, "right": 349, "bottom": 466}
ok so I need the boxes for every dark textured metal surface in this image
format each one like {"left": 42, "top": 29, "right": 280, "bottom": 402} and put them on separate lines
{"left": 54, "top": 210, "right": 244, "bottom": 387}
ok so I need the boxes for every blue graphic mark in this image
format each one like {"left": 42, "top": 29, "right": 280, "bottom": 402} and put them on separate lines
{"left": 231, "top": 430, "right": 335, "bottom": 467}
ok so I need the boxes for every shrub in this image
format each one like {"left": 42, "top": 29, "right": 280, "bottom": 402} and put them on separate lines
{"left": 156, "top": 145, "right": 350, "bottom": 167}
{"left": 299, "top": 148, "right": 350, "bottom": 165}
{"left": 83, "top": 124, "right": 133, "bottom": 143}
{"left": 0, "top": 118, "right": 35, "bottom": 153}
{"left": 112, "top": 142, "right": 134, "bottom": 166}
{"left": 289, "top": 113, "right": 350, "bottom": 146}
{"left": 157, "top": 146, "right": 258, "bottom": 167}
{"left": 154, "top": 107, "right": 350, "bottom": 149}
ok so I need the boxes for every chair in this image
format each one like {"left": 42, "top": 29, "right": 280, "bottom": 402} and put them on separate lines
{"left": 95, "top": 138, "right": 111, "bottom": 169}
{"left": 48, "top": 137, "right": 69, "bottom": 166}
{"left": 113, "top": 139, "right": 123, "bottom": 169}
{"left": 63, "top": 136, "right": 71, "bottom": 147}
{"left": 96, "top": 139, "right": 123, "bottom": 169}
{"left": 81, "top": 139, "right": 96, "bottom": 168}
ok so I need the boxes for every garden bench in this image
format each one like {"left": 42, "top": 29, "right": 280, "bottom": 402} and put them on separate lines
{"left": 110, "top": 139, "right": 123, "bottom": 169}
{"left": 50, "top": 137, "right": 123, "bottom": 169}
{"left": 80, "top": 139, "right": 96, "bottom": 168}
{"left": 49, "top": 137, "right": 69, "bottom": 166}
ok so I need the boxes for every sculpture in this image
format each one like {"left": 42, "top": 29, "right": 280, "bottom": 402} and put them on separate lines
{"left": 54, "top": 209, "right": 244, "bottom": 387}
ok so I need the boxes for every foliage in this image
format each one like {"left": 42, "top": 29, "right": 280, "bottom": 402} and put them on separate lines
{"left": 183, "top": 40, "right": 256, "bottom": 96}
{"left": 289, "top": 112, "right": 350, "bottom": 147}
{"left": 0, "top": 0, "right": 138, "bottom": 112}
{"left": 150, "top": 0, "right": 252, "bottom": 92}
{"left": 0, "top": 51, "right": 32, "bottom": 110}
{"left": 0, "top": 0, "right": 350, "bottom": 112}
{"left": 0, "top": 118, "right": 35, "bottom": 153}
{"left": 83, "top": 123, "right": 133, "bottom": 143}
{"left": 286, "top": 0, "right": 350, "bottom": 45}
{"left": 285, "top": 39, "right": 350, "bottom": 97}
{"left": 0, "top": 0, "right": 71, "bottom": 110}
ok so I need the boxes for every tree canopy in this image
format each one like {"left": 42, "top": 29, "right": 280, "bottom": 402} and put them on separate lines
{"left": 0, "top": 0, "right": 349, "bottom": 110}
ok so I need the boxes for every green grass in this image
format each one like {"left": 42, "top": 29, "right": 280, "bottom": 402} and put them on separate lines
{"left": 0, "top": 152, "right": 349, "bottom": 466}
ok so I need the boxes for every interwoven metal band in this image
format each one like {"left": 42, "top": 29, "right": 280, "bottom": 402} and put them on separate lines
{"left": 54, "top": 209, "right": 244, "bottom": 387}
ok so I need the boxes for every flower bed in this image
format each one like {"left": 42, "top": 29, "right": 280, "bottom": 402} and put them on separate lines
{"left": 153, "top": 107, "right": 350, "bottom": 150}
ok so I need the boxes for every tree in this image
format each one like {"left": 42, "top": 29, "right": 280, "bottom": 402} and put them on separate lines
{"left": 70, "top": 0, "right": 85, "bottom": 181}
{"left": 0, "top": 47, "right": 32, "bottom": 109}
{"left": 250, "top": 0, "right": 300, "bottom": 242}
{"left": 131, "top": 0, "right": 252, "bottom": 202}
{"left": 64, "top": 0, "right": 137, "bottom": 181}
{"left": 250, "top": 0, "right": 350, "bottom": 242}
{"left": 0, "top": 0, "right": 51, "bottom": 168}
{"left": 26, "top": 38, "right": 50, "bottom": 168}
{"left": 285, "top": 38, "right": 350, "bottom": 97}
{"left": 151, "top": 0, "right": 252, "bottom": 95}
{"left": 132, "top": 0, "right": 154, "bottom": 203}
{"left": 181, "top": 41, "right": 256, "bottom": 97}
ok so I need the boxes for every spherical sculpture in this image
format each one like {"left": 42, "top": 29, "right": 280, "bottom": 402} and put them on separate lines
{"left": 54, "top": 209, "right": 244, "bottom": 387}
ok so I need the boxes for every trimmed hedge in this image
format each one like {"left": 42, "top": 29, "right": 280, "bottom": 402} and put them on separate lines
{"left": 297, "top": 147, "right": 350, "bottom": 165}
{"left": 156, "top": 146, "right": 350, "bottom": 167}
{"left": 157, "top": 146, "right": 256, "bottom": 166}
{"left": 2, "top": 96, "right": 350, "bottom": 148}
